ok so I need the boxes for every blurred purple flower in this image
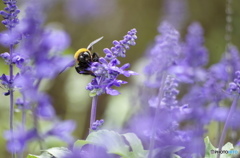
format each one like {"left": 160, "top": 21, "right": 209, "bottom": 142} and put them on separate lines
{"left": 183, "top": 22, "right": 208, "bottom": 67}
{"left": 36, "top": 94, "right": 55, "bottom": 119}
{"left": 65, "top": 0, "right": 116, "bottom": 22}
{"left": 202, "top": 45, "right": 240, "bottom": 103}
{"left": 148, "top": 76, "right": 179, "bottom": 108}
{"left": 130, "top": 22, "right": 209, "bottom": 158}
{"left": 145, "top": 22, "right": 180, "bottom": 87}
{"left": 169, "top": 22, "right": 208, "bottom": 83}
{"left": 160, "top": 76, "right": 179, "bottom": 108}
{"left": 0, "top": 73, "right": 19, "bottom": 96}
{"left": 13, "top": 0, "right": 73, "bottom": 110}
{"left": 4, "top": 126, "right": 37, "bottom": 153}
{"left": 86, "top": 28, "right": 138, "bottom": 96}
{"left": 15, "top": 97, "right": 31, "bottom": 110}
{"left": 47, "top": 120, "right": 76, "bottom": 144}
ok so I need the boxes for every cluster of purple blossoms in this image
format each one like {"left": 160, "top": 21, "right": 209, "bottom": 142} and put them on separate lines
{"left": 160, "top": 76, "right": 179, "bottom": 108}
{"left": 86, "top": 28, "right": 138, "bottom": 96}
{"left": 144, "top": 22, "right": 180, "bottom": 88}
{"left": 228, "top": 71, "right": 240, "bottom": 94}
{"left": 0, "top": 0, "right": 20, "bottom": 29}
{"left": 131, "top": 22, "right": 213, "bottom": 157}
{"left": 91, "top": 119, "right": 104, "bottom": 130}
{"left": 4, "top": 126, "right": 37, "bottom": 153}
{"left": 0, "top": 73, "right": 18, "bottom": 96}
{"left": 169, "top": 22, "right": 208, "bottom": 83}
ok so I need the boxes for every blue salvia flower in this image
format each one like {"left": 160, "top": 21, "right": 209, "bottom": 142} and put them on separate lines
{"left": 86, "top": 29, "right": 138, "bottom": 96}
{"left": 169, "top": 22, "right": 208, "bottom": 83}
{"left": 14, "top": 0, "right": 72, "bottom": 115}
{"left": 228, "top": 71, "right": 240, "bottom": 94}
{"left": 183, "top": 22, "right": 208, "bottom": 67}
{"left": 217, "top": 71, "right": 240, "bottom": 156}
{"left": 160, "top": 76, "right": 179, "bottom": 108}
{"left": 144, "top": 22, "right": 180, "bottom": 87}
{"left": 0, "top": 73, "right": 18, "bottom": 96}
{"left": 91, "top": 119, "right": 104, "bottom": 130}
{"left": 149, "top": 75, "right": 179, "bottom": 108}
{"left": 1, "top": 0, "right": 74, "bottom": 155}
{"left": 46, "top": 120, "right": 76, "bottom": 144}
{"left": 0, "top": 0, "right": 20, "bottom": 29}
{"left": 0, "top": 0, "right": 21, "bottom": 95}
{"left": 131, "top": 22, "right": 207, "bottom": 158}
{"left": 4, "top": 126, "right": 37, "bottom": 154}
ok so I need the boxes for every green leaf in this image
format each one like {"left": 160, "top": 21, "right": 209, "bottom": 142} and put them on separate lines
{"left": 222, "top": 142, "right": 234, "bottom": 151}
{"left": 45, "top": 147, "right": 71, "bottom": 158}
{"left": 74, "top": 139, "right": 90, "bottom": 148}
{"left": 89, "top": 90, "right": 97, "bottom": 97}
{"left": 26, "top": 152, "right": 52, "bottom": 158}
{"left": 123, "top": 133, "right": 147, "bottom": 158}
{"left": 204, "top": 136, "right": 216, "bottom": 157}
{"left": 204, "top": 137, "right": 236, "bottom": 158}
{"left": 26, "top": 154, "right": 40, "bottom": 158}
{"left": 86, "top": 130, "right": 130, "bottom": 156}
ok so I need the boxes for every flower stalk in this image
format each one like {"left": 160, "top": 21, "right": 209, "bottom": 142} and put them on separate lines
{"left": 89, "top": 95, "right": 99, "bottom": 133}
{"left": 9, "top": 44, "right": 14, "bottom": 132}
{"left": 148, "top": 73, "right": 167, "bottom": 158}
{"left": 9, "top": 44, "right": 14, "bottom": 158}
{"left": 217, "top": 94, "right": 239, "bottom": 158}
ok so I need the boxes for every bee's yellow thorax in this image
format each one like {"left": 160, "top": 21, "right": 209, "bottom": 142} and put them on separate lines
{"left": 74, "top": 48, "right": 89, "bottom": 60}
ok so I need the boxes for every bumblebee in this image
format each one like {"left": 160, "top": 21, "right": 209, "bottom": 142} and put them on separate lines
{"left": 74, "top": 37, "right": 103, "bottom": 76}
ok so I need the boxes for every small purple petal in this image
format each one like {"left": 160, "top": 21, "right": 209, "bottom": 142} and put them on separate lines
{"left": 106, "top": 87, "right": 120, "bottom": 95}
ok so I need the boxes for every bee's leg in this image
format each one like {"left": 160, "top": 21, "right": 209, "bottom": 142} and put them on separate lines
{"left": 92, "top": 52, "right": 99, "bottom": 62}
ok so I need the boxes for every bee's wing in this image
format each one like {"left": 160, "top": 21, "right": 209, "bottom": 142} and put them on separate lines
{"left": 87, "top": 36, "right": 104, "bottom": 50}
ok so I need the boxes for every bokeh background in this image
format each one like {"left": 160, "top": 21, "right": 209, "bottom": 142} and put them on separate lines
{"left": 0, "top": 0, "right": 240, "bottom": 156}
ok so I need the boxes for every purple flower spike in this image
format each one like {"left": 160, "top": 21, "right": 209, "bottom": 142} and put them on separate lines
{"left": 183, "top": 22, "right": 208, "bottom": 67}
{"left": 109, "top": 28, "right": 137, "bottom": 58}
{"left": 87, "top": 29, "right": 138, "bottom": 96}
{"left": 0, "top": 0, "right": 20, "bottom": 29}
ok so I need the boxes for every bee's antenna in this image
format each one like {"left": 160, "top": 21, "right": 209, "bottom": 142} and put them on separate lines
{"left": 87, "top": 36, "right": 103, "bottom": 50}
